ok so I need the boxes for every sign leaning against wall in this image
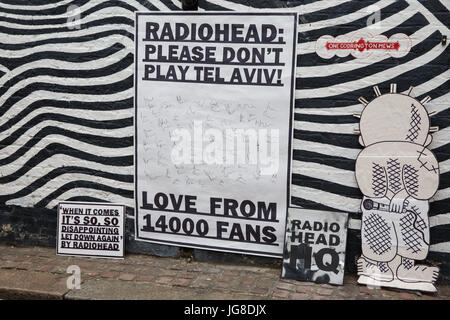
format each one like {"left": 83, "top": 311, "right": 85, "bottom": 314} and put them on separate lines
{"left": 134, "top": 12, "right": 298, "bottom": 257}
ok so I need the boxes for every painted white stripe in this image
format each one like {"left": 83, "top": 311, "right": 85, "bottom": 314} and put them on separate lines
{"left": 295, "top": 120, "right": 450, "bottom": 150}
{"left": 204, "top": 0, "right": 356, "bottom": 14}
{"left": 409, "top": 0, "right": 450, "bottom": 34}
{"left": 0, "top": 67, "right": 132, "bottom": 105}
{"left": 438, "top": 0, "right": 450, "bottom": 11}
{"left": 0, "top": 107, "right": 132, "bottom": 134}
{"left": 0, "top": 113, "right": 132, "bottom": 146}
{"left": 0, "top": 34, "right": 133, "bottom": 58}
{"left": 295, "top": 72, "right": 450, "bottom": 115}
{"left": 295, "top": 120, "right": 356, "bottom": 134}
{"left": 0, "top": 0, "right": 73, "bottom": 10}
{"left": 43, "top": 188, "right": 134, "bottom": 209}
{"left": 203, "top": 0, "right": 251, "bottom": 11}
{"left": 439, "top": 160, "right": 450, "bottom": 175}
{"left": 0, "top": 6, "right": 134, "bottom": 30}
{"left": 0, "top": 88, "right": 133, "bottom": 124}
{"left": 7, "top": 184, "right": 133, "bottom": 209}
{"left": 0, "top": 136, "right": 133, "bottom": 170}
{"left": 291, "top": 184, "right": 361, "bottom": 212}
{"left": 0, "top": 154, "right": 133, "bottom": 195}
{"left": 0, "top": 48, "right": 131, "bottom": 87}
{"left": 296, "top": 24, "right": 436, "bottom": 78}
{"left": 0, "top": 24, "right": 134, "bottom": 44}
{"left": 296, "top": 42, "right": 446, "bottom": 98}
{"left": 430, "top": 242, "right": 450, "bottom": 253}
{"left": 430, "top": 213, "right": 450, "bottom": 228}
{"left": 431, "top": 188, "right": 450, "bottom": 202}
{"left": 429, "top": 127, "right": 450, "bottom": 150}
{"left": 293, "top": 139, "right": 361, "bottom": 160}
{"left": 348, "top": 218, "right": 362, "bottom": 230}
{"left": 426, "top": 92, "right": 450, "bottom": 116}
{"left": 9, "top": 173, "right": 133, "bottom": 191}
{"left": 0, "top": 121, "right": 132, "bottom": 160}
{"left": 295, "top": 0, "right": 354, "bottom": 15}
{"left": 0, "top": 0, "right": 150, "bottom": 19}
{"left": 151, "top": 0, "right": 170, "bottom": 11}
{"left": 348, "top": 214, "right": 450, "bottom": 231}
{"left": 292, "top": 159, "right": 357, "bottom": 187}
{"left": 170, "top": 0, "right": 183, "bottom": 9}
{"left": 300, "top": 0, "right": 395, "bottom": 33}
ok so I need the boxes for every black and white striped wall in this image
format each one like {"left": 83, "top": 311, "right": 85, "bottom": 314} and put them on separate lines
{"left": 0, "top": 0, "right": 448, "bottom": 274}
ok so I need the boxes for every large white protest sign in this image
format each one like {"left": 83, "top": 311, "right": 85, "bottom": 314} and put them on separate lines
{"left": 134, "top": 12, "right": 298, "bottom": 257}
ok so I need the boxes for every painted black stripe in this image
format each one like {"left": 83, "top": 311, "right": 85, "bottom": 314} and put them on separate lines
{"left": 418, "top": 0, "right": 450, "bottom": 28}
{"left": 429, "top": 198, "right": 450, "bottom": 217}
{"left": 299, "top": 0, "right": 381, "bottom": 24}
{"left": 0, "top": 1, "right": 138, "bottom": 25}
{"left": 0, "top": 0, "right": 157, "bottom": 15}
{"left": 159, "top": 0, "right": 181, "bottom": 10}
{"left": 199, "top": 0, "right": 232, "bottom": 11}
{"left": 135, "top": 0, "right": 159, "bottom": 11}
{"left": 0, "top": 142, "right": 132, "bottom": 169}
{"left": 292, "top": 150, "right": 355, "bottom": 171}
{"left": 415, "top": 81, "right": 450, "bottom": 110}
{"left": 0, "top": 0, "right": 90, "bottom": 15}
{"left": 382, "top": 12, "right": 430, "bottom": 39}
{"left": 434, "top": 144, "right": 450, "bottom": 163}
{"left": 294, "top": 112, "right": 359, "bottom": 124}
{"left": 223, "top": 0, "right": 320, "bottom": 9}
{"left": 431, "top": 108, "right": 450, "bottom": 130}
{"left": 63, "top": 196, "right": 109, "bottom": 204}
{"left": 0, "top": 126, "right": 132, "bottom": 157}
{"left": 431, "top": 224, "right": 450, "bottom": 245}
{"left": 0, "top": 16, "right": 134, "bottom": 35}
{"left": 0, "top": 98, "right": 132, "bottom": 133}
{"left": 0, "top": 53, "right": 133, "bottom": 97}
{"left": 34, "top": 180, "right": 133, "bottom": 207}
{"left": 293, "top": 150, "right": 446, "bottom": 184}
{"left": 0, "top": 113, "right": 132, "bottom": 137}
{"left": 292, "top": 173, "right": 362, "bottom": 199}
{"left": 298, "top": 30, "right": 441, "bottom": 88}
{"left": 291, "top": 196, "right": 358, "bottom": 215}
{"left": 0, "top": 156, "right": 131, "bottom": 184}
{"left": 296, "top": 46, "right": 450, "bottom": 109}
{"left": 292, "top": 156, "right": 450, "bottom": 189}
{"left": 294, "top": 129, "right": 360, "bottom": 149}
{"left": 0, "top": 0, "right": 65, "bottom": 5}
{"left": 439, "top": 172, "right": 450, "bottom": 190}
{"left": 0, "top": 167, "right": 132, "bottom": 202}
{"left": 297, "top": 0, "right": 411, "bottom": 44}
{"left": 0, "top": 29, "right": 133, "bottom": 50}
{"left": 0, "top": 42, "right": 125, "bottom": 71}
{"left": 297, "top": 52, "right": 355, "bottom": 67}
{"left": 0, "top": 75, "right": 133, "bottom": 117}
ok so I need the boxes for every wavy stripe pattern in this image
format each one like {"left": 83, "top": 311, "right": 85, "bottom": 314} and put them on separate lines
{"left": 0, "top": 0, "right": 448, "bottom": 253}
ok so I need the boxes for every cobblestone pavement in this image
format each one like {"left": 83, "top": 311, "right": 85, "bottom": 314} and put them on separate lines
{"left": 0, "top": 244, "right": 449, "bottom": 300}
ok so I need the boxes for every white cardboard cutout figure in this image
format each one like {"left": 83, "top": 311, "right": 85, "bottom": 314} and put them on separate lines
{"left": 354, "top": 85, "right": 440, "bottom": 292}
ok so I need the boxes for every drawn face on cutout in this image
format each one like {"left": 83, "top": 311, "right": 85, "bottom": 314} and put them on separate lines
{"left": 358, "top": 93, "right": 432, "bottom": 147}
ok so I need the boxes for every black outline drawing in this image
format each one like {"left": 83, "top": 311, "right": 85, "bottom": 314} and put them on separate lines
{"left": 354, "top": 84, "right": 440, "bottom": 292}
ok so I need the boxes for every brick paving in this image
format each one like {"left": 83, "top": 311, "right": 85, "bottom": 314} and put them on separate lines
{"left": 0, "top": 244, "right": 449, "bottom": 300}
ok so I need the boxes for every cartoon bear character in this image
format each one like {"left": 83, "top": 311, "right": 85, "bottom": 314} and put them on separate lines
{"left": 354, "top": 85, "right": 440, "bottom": 292}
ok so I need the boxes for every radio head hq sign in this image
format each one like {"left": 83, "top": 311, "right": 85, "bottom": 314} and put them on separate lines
{"left": 282, "top": 208, "right": 349, "bottom": 285}
{"left": 134, "top": 12, "right": 298, "bottom": 257}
